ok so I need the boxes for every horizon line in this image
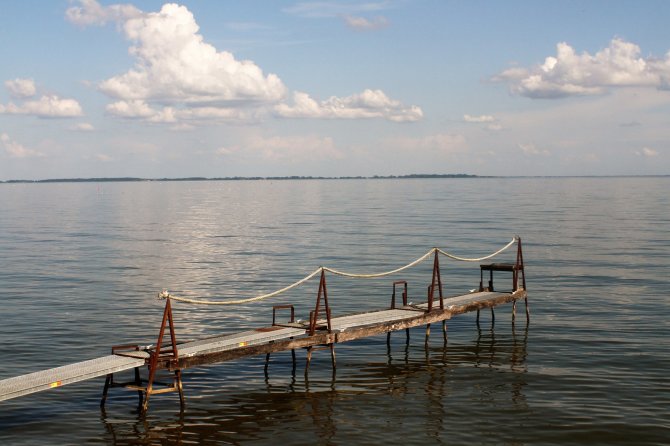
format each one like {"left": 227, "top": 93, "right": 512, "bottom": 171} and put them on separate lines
{"left": 1, "top": 173, "right": 669, "bottom": 184}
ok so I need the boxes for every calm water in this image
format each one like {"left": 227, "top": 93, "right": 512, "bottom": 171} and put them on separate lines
{"left": 0, "top": 178, "right": 668, "bottom": 445}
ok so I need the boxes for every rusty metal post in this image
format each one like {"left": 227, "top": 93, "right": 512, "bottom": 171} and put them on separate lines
{"left": 141, "top": 297, "right": 183, "bottom": 414}
{"left": 100, "top": 374, "right": 111, "bottom": 408}
{"left": 134, "top": 365, "right": 143, "bottom": 407}
{"left": 100, "top": 344, "right": 144, "bottom": 409}
{"left": 267, "top": 305, "right": 296, "bottom": 373}
{"left": 388, "top": 281, "right": 408, "bottom": 345}
{"left": 305, "top": 346, "right": 313, "bottom": 375}
{"left": 309, "top": 270, "right": 331, "bottom": 336}
{"left": 514, "top": 237, "right": 529, "bottom": 322}
{"left": 427, "top": 251, "right": 444, "bottom": 312}
{"left": 306, "top": 270, "right": 335, "bottom": 375}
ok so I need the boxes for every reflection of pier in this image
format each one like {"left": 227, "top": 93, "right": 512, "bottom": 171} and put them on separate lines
{"left": 0, "top": 238, "right": 527, "bottom": 414}
{"left": 98, "top": 322, "right": 530, "bottom": 445}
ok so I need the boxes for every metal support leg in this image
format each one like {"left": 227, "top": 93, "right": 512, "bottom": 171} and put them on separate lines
{"left": 442, "top": 320, "right": 447, "bottom": 343}
{"left": 134, "top": 367, "right": 143, "bottom": 407}
{"left": 175, "top": 370, "right": 185, "bottom": 410}
{"left": 525, "top": 298, "right": 530, "bottom": 323}
{"left": 100, "top": 374, "right": 111, "bottom": 408}
{"left": 330, "top": 344, "right": 336, "bottom": 371}
{"left": 305, "top": 347, "right": 313, "bottom": 376}
{"left": 425, "top": 324, "right": 431, "bottom": 345}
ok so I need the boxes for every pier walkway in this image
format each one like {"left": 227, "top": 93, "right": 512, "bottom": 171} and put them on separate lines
{"left": 0, "top": 238, "right": 527, "bottom": 413}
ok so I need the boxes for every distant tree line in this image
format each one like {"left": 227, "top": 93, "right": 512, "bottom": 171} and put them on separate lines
{"left": 1, "top": 174, "right": 480, "bottom": 184}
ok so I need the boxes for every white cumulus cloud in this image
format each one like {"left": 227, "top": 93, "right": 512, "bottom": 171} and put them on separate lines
{"left": 494, "top": 38, "right": 670, "bottom": 98}
{"left": 67, "top": 0, "right": 421, "bottom": 126}
{"left": 634, "top": 147, "right": 659, "bottom": 157}
{"left": 519, "top": 143, "right": 549, "bottom": 156}
{"left": 106, "top": 100, "right": 256, "bottom": 123}
{"left": 275, "top": 89, "right": 423, "bottom": 122}
{"left": 5, "top": 78, "right": 37, "bottom": 98}
{"left": 71, "top": 122, "right": 95, "bottom": 131}
{"left": 1, "top": 79, "right": 82, "bottom": 118}
{"left": 463, "top": 114, "right": 496, "bottom": 123}
{"left": 65, "top": 0, "right": 141, "bottom": 26}
{"left": 106, "top": 100, "right": 155, "bottom": 118}
{"left": 344, "top": 15, "right": 389, "bottom": 31}
{"left": 1, "top": 95, "right": 83, "bottom": 118}
{"left": 0, "top": 133, "right": 43, "bottom": 158}
{"left": 97, "top": 3, "right": 286, "bottom": 105}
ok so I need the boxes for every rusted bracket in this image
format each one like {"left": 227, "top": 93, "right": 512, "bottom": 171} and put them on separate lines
{"left": 266, "top": 304, "right": 298, "bottom": 374}
{"left": 272, "top": 304, "right": 295, "bottom": 325}
{"left": 390, "top": 280, "right": 408, "bottom": 309}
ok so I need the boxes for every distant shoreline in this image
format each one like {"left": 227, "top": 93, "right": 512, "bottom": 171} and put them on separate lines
{"left": 1, "top": 174, "right": 479, "bottom": 184}
{"left": 1, "top": 174, "right": 668, "bottom": 184}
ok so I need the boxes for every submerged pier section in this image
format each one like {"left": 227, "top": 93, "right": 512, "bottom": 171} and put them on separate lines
{"left": 0, "top": 237, "right": 528, "bottom": 413}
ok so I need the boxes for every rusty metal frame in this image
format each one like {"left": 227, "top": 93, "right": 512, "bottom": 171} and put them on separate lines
{"left": 266, "top": 304, "right": 297, "bottom": 373}
{"left": 426, "top": 251, "right": 444, "bottom": 312}
{"left": 306, "top": 269, "right": 335, "bottom": 374}
{"left": 390, "top": 280, "right": 408, "bottom": 309}
{"left": 272, "top": 304, "right": 295, "bottom": 326}
{"left": 388, "top": 281, "right": 410, "bottom": 345}
{"left": 308, "top": 270, "right": 332, "bottom": 336}
{"left": 100, "top": 297, "right": 184, "bottom": 414}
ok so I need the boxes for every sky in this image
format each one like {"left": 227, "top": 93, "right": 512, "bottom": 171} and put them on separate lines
{"left": 1, "top": 0, "right": 669, "bottom": 180}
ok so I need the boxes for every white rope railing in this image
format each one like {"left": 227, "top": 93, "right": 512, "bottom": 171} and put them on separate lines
{"left": 322, "top": 248, "right": 435, "bottom": 278}
{"left": 436, "top": 236, "right": 517, "bottom": 262}
{"left": 158, "top": 237, "right": 518, "bottom": 305}
{"left": 158, "top": 267, "right": 323, "bottom": 306}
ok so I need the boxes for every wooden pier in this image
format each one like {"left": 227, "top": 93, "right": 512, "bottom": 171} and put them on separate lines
{"left": 0, "top": 238, "right": 528, "bottom": 413}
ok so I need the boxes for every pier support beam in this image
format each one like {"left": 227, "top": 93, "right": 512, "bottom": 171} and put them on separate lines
{"left": 265, "top": 305, "right": 298, "bottom": 375}
{"left": 305, "top": 270, "right": 336, "bottom": 375}
{"left": 100, "top": 298, "right": 184, "bottom": 414}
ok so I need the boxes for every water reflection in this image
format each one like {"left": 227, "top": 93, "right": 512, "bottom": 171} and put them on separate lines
{"left": 100, "top": 323, "right": 529, "bottom": 445}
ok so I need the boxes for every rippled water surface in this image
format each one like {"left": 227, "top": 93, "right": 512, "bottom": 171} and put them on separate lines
{"left": 0, "top": 178, "right": 668, "bottom": 445}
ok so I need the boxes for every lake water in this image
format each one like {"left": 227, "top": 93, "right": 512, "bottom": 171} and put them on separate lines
{"left": 0, "top": 178, "right": 668, "bottom": 445}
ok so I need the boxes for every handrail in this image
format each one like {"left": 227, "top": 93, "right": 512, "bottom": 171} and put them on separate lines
{"left": 158, "top": 237, "right": 518, "bottom": 306}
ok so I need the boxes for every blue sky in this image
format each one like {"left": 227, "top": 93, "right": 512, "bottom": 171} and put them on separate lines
{"left": 1, "top": 0, "right": 669, "bottom": 180}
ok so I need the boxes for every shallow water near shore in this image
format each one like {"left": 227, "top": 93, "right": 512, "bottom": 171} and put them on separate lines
{"left": 0, "top": 177, "right": 668, "bottom": 445}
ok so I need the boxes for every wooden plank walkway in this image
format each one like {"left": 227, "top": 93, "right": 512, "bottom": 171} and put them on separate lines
{"left": 0, "top": 353, "right": 149, "bottom": 402}
{"left": 0, "top": 289, "right": 526, "bottom": 403}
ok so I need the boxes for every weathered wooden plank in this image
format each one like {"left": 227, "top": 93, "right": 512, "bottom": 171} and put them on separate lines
{"left": 0, "top": 353, "right": 149, "bottom": 402}
{"left": 1, "top": 288, "right": 529, "bottom": 402}
{"left": 173, "top": 308, "right": 453, "bottom": 369}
